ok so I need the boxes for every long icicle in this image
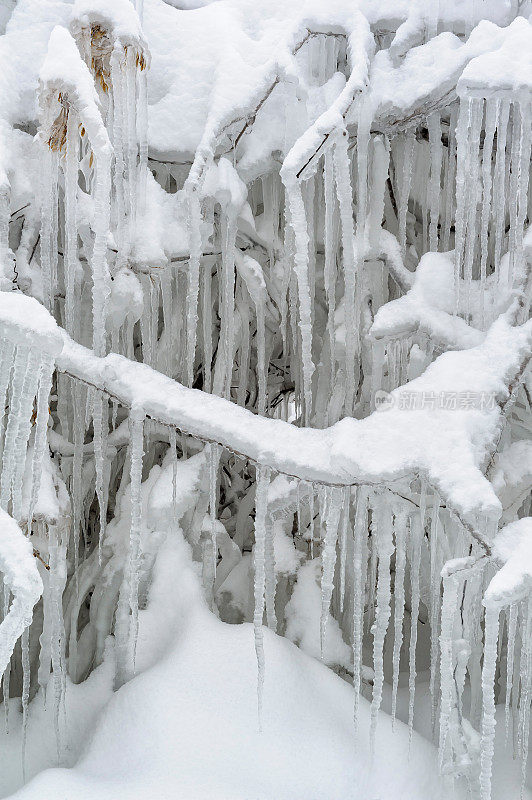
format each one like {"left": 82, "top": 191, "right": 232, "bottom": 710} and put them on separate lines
{"left": 320, "top": 486, "right": 342, "bottom": 656}
{"left": 286, "top": 180, "right": 313, "bottom": 425}
{"left": 370, "top": 498, "right": 394, "bottom": 754}
{"left": 408, "top": 513, "right": 422, "bottom": 744}
{"left": 479, "top": 604, "right": 500, "bottom": 800}
{"left": 391, "top": 507, "right": 407, "bottom": 726}
{"left": 333, "top": 132, "right": 357, "bottom": 415}
{"left": 253, "top": 464, "right": 271, "bottom": 729}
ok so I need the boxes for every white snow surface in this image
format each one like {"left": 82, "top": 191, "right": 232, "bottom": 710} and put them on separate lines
{"left": 485, "top": 518, "right": 532, "bottom": 608}
{"left": 10, "top": 527, "right": 452, "bottom": 800}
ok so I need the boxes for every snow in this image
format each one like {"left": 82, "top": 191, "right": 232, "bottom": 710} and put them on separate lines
{"left": 0, "top": 508, "right": 42, "bottom": 678}
{"left": 458, "top": 17, "right": 532, "bottom": 98}
{"left": 49, "top": 309, "right": 530, "bottom": 526}
{"left": 485, "top": 518, "right": 532, "bottom": 608}
{"left": 0, "top": 292, "right": 62, "bottom": 356}
{"left": 9, "top": 528, "right": 452, "bottom": 800}
{"left": 39, "top": 25, "right": 111, "bottom": 160}
{"left": 371, "top": 250, "right": 486, "bottom": 349}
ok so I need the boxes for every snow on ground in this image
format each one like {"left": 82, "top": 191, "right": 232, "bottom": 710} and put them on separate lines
{"left": 5, "top": 528, "right": 452, "bottom": 800}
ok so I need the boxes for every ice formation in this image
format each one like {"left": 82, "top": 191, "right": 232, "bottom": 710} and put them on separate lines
{"left": 0, "top": 2, "right": 527, "bottom": 798}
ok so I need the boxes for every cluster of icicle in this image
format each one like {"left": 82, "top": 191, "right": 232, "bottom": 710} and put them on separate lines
{"left": 40, "top": 13, "right": 149, "bottom": 358}
{"left": 454, "top": 93, "right": 532, "bottom": 328}
{"left": 250, "top": 471, "right": 466, "bottom": 750}
{"left": 0, "top": 334, "right": 55, "bottom": 767}
{"left": 441, "top": 557, "right": 532, "bottom": 800}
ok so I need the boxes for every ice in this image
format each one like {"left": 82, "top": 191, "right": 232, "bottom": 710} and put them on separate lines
{"left": 370, "top": 499, "right": 394, "bottom": 753}
{"left": 398, "top": 131, "right": 415, "bottom": 254}
{"left": 479, "top": 605, "right": 499, "bottom": 800}
{"left": 0, "top": 507, "right": 42, "bottom": 679}
{"left": 391, "top": 507, "right": 406, "bottom": 725}
{"left": 91, "top": 390, "right": 108, "bottom": 563}
{"left": 505, "top": 602, "right": 517, "bottom": 743}
{"left": 285, "top": 180, "right": 313, "bottom": 425}
{"left": 63, "top": 108, "right": 79, "bottom": 340}
{"left": 253, "top": 464, "right": 270, "bottom": 727}
{"left": 320, "top": 486, "right": 342, "bottom": 656}
{"left": 429, "top": 493, "right": 441, "bottom": 731}
{"left": 408, "top": 512, "right": 421, "bottom": 743}
{"left": 427, "top": 112, "right": 442, "bottom": 252}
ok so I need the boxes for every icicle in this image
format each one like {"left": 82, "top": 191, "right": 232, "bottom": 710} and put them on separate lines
{"left": 333, "top": 131, "right": 358, "bottom": 416}
{"left": 480, "top": 604, "right": 500, "bottom": 800}
{"left": 462, "top": 97, "right": 483, "bottom": 317}
{"left": 339, "top": 486, "right": 350, "bottom": 614}
{"left": 398, "top": 131, "right": 415, "bottom": 254}
{"left": 126, "top": 410, "right": 144, "bottom": 675}
{"left": 49, "top": 526, "right": 67, "bottom": 763}
{"left": 21, "top": 625, "right": 30, "bottom": 779}
{"left": 323, "top": 149, "right": 337, "bottom": 402}
{"left": 64, "top": 109, "right": 79, "bottom": 339}
{"left": 185, "top": 190, "right": 202, "bottom": 388}
{"left": 320, "top": 486, "right": 342, "bottom": 656}
{"left": 12, "top": 349, "right": 41, "bottom": 521}
{"left": 286, "top": 180, "right": 313, "bottom": 425}
{"left": 205, "top": 442, "right": 221, "bottom": 603}
{"left": 408, "top": 513, "right": 422, "bottom": 743}
{"left": 515, "top": 596, "right": 532, "bottom": 789}
{"left": 370, "top": 499, "right": 394, "bottom": 754}
{"left": 442, "top": 104, "right": 458, "bottom": 252}
{"left": 125, "top": 46, "right": 138, "bottom": 246}
{"left": 0, "top": 346, "right": 35, "bottom": 514}
{"left": 169, "top": 427, "right": 178, "bottom": 524}
{"left": 27, "top": 354, "right": 54, "bottom": 530}
{"left": 508, "top": 99, "right": 532, "bottom": 294}
{"left": 136, "top": 53, "right": 148, "bottom": 217}
{"left": 427, "top": 112, "right": 442, "bottom": 252}
{"left": 254, "top": 295, "right": 267, "bottom": 415}
{"left": 429, "top": 493, "right": 441, "bottom": 733}
{"left": 110, "top": 45, "right": 127, "bottom": 259}
{"left": 454, "top": 98, "right": 471, "bottom": 314}
{"left": 71, "top": 382, "right": 85, "bottom": 566}
{"left": 493, "top": 99, "right": 511, "bottom": 282}
{"left": 253, "top": 464, "right": 271, "bottom": 729}
{"left": 92, "top": 389, "right": 108, "bottom": 563}
{"left": 479, "top": 98, "right": 497, "bottom": 328}
{"left": 40, "top": 148, "right": 59, "bottom": 312}
{"left": 202, "top": 259, "right": 213, "bottom": 393}
{"left": 264, "top": 513, "right": 277, "bottom": 631}
{"left": 352, "top": 486, "right": 368, "bottom": 733}
{"left": 2, "top": 585, "right": 10, "bottom": 734}
{"left": 367, "top": 135, "right": 389, "bottom": 253}
{"left": 391, "top": 507, "right": 407, "bottom": 725}
{"left": 115, "top": 410, "right": 144, "bottom": 686}
{"left": 91, "top": 146, "right": 112, "bottom": 357}
{"left": 160, "top": 268, "right": 173, "bottom": 376}
{"left": 237, "top": 284, "right": 250, "bottom": 407}
{"left": 505, "top": 602, "right": 518, "bottom": 743}
{"left": 439, "top": 572, "right": 459, "bottom": 770}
